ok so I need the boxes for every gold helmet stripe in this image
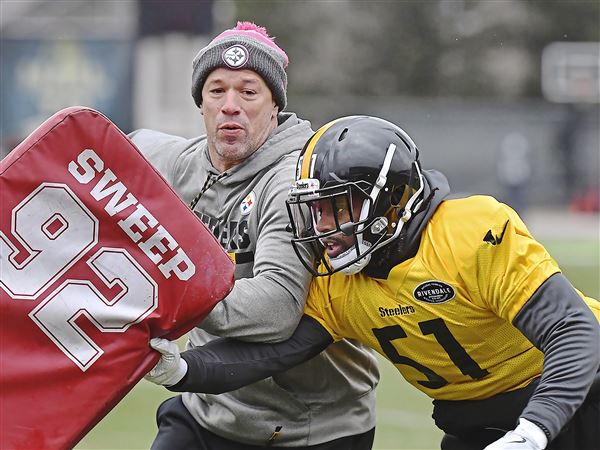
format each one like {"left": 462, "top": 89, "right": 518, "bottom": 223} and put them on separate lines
{"left": 300, "top": 118, "right": 346, "bottom": 179}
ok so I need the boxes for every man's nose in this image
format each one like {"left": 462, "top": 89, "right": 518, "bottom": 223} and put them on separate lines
{"left": 221, "top": 91, "right": 241, "bottom": 115}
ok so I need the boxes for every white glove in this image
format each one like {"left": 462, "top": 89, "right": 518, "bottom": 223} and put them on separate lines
{"left": 484, "top": 418, "right": 548, "bottom": 450}
{"left": 144, "top": 338, "right": 188, "bottom": 387}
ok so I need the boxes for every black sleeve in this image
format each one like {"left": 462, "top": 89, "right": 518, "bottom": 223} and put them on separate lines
{"left": 167, "top": 314, "right": 334, "bottom": 394}
{"left": 513, "top": 272, "right": 600, "bottom": 440}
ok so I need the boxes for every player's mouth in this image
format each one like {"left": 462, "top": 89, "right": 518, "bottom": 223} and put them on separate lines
{"left": 321, "top": 237, "right": 349, "bottom": 258}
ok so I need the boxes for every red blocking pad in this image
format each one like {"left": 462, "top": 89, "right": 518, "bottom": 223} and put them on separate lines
{"left": 0, "top": 107, "right": 234, "bottom": 450}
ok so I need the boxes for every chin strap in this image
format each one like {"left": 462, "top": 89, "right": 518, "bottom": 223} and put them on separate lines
{"left": 376, "top": 161, "right": 424, "bottom": 250}
{"left": 327, "top": 142, "right": 427, "bottom": 276}
{"left": 329, "top": 240, "right": 372, "bottom": 275}
{"left": 330, "top": 146, "right": 426, "bottom": 276}
{"left": 332, "top": 142, "right": 398, "bottom": 275}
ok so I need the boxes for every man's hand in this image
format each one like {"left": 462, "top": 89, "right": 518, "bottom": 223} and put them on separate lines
{"left": 484, "top": 418, "right": 548, "bottom": 450}
{"left": 144, "top": 338, "right": 188, "bottom": 387}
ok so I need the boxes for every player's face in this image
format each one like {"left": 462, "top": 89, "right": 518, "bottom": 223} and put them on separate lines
{"left": 202, "top": 68, "right": 279, "bottom": 172}
{"left": 311, "top": 194, "right": 363, "bottom": 258}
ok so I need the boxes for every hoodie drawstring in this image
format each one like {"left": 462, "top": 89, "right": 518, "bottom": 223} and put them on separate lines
{"left": 189, "top": 172, "right": 227, "bottom": 210}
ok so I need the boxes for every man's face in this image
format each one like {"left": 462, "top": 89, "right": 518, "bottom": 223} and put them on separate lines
{"left": 311, "top": 194, "right": 364, "bottom": 258}
{"left": 202, "top": 68, "right": 279, "bottom": 172}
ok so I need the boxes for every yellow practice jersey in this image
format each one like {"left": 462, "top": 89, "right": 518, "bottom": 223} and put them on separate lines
{"left": 305, "top": 195, "right": 599, "bottom": 401}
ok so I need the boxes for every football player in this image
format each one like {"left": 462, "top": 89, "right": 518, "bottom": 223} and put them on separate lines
{"left": 146, "top": 116, "right": 600, "bottom": 450}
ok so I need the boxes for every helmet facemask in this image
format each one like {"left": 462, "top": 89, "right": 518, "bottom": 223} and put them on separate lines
{"left": 287, "top": 180, "right": 376, "bottom": 276}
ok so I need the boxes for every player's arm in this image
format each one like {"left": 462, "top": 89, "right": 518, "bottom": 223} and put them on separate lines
{"left": 509, "top": 273, "right": 600, "bottom": 442}
{"left": 145, "top": 314, "right": 334, "bottom": 393}
{"left": 198, "top": 164, "right": 314, "bottom": 343}
{"left": 484, "top": 273, "right": 600, "bottom": 450}
{"left": 470, "top": 201, "right": 600, "bottom": 449}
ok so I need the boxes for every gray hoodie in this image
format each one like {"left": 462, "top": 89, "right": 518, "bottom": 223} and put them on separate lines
{"left": 129, "top": 112, "right": 379, "bottom": 446}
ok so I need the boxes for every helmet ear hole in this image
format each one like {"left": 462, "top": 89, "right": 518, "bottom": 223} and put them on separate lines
{"left": 338, "top": 128, "right": 349, "bottom": 141}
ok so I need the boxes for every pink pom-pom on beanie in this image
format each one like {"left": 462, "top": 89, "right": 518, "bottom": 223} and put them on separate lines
{"left": 191, "top": 22, "right": 288, "bottom": 110}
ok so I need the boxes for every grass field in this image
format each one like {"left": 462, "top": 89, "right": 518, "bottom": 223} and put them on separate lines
{"left": 75, "top": 238, "right": 599, "bottom": 450}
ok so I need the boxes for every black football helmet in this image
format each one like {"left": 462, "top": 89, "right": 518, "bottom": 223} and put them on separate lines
{"left": 286, "top": 116, "right": 425, "bottom": 276}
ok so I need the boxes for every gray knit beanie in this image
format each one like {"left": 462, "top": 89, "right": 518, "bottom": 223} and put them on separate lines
{"left": 191, "top": 22, "right": 288, "bottom": 111}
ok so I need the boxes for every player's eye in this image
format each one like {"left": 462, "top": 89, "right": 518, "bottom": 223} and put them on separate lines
{"left": 332, "top": 198, "right": 350, "bottom": 221}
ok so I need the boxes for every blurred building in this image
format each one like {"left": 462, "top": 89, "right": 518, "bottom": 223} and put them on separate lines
{"left": 1, "top": 1, "right": 136, "bottom": 154}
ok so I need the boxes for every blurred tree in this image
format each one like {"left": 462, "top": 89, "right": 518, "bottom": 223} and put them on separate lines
{"left": 231, "top": 0, "right": 599, "bottom": 100}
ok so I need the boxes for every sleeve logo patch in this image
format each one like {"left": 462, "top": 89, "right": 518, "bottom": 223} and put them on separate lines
{"left": 413, "top": 280, "right": 455, "bottom": 304}
{"left": 240, "top": 191, "right": 256, "bottom": 216}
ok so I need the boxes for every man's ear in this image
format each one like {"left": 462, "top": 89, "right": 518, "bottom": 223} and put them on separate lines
{"left": 271, "top": 103, "right": 279, "bottom": 120}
